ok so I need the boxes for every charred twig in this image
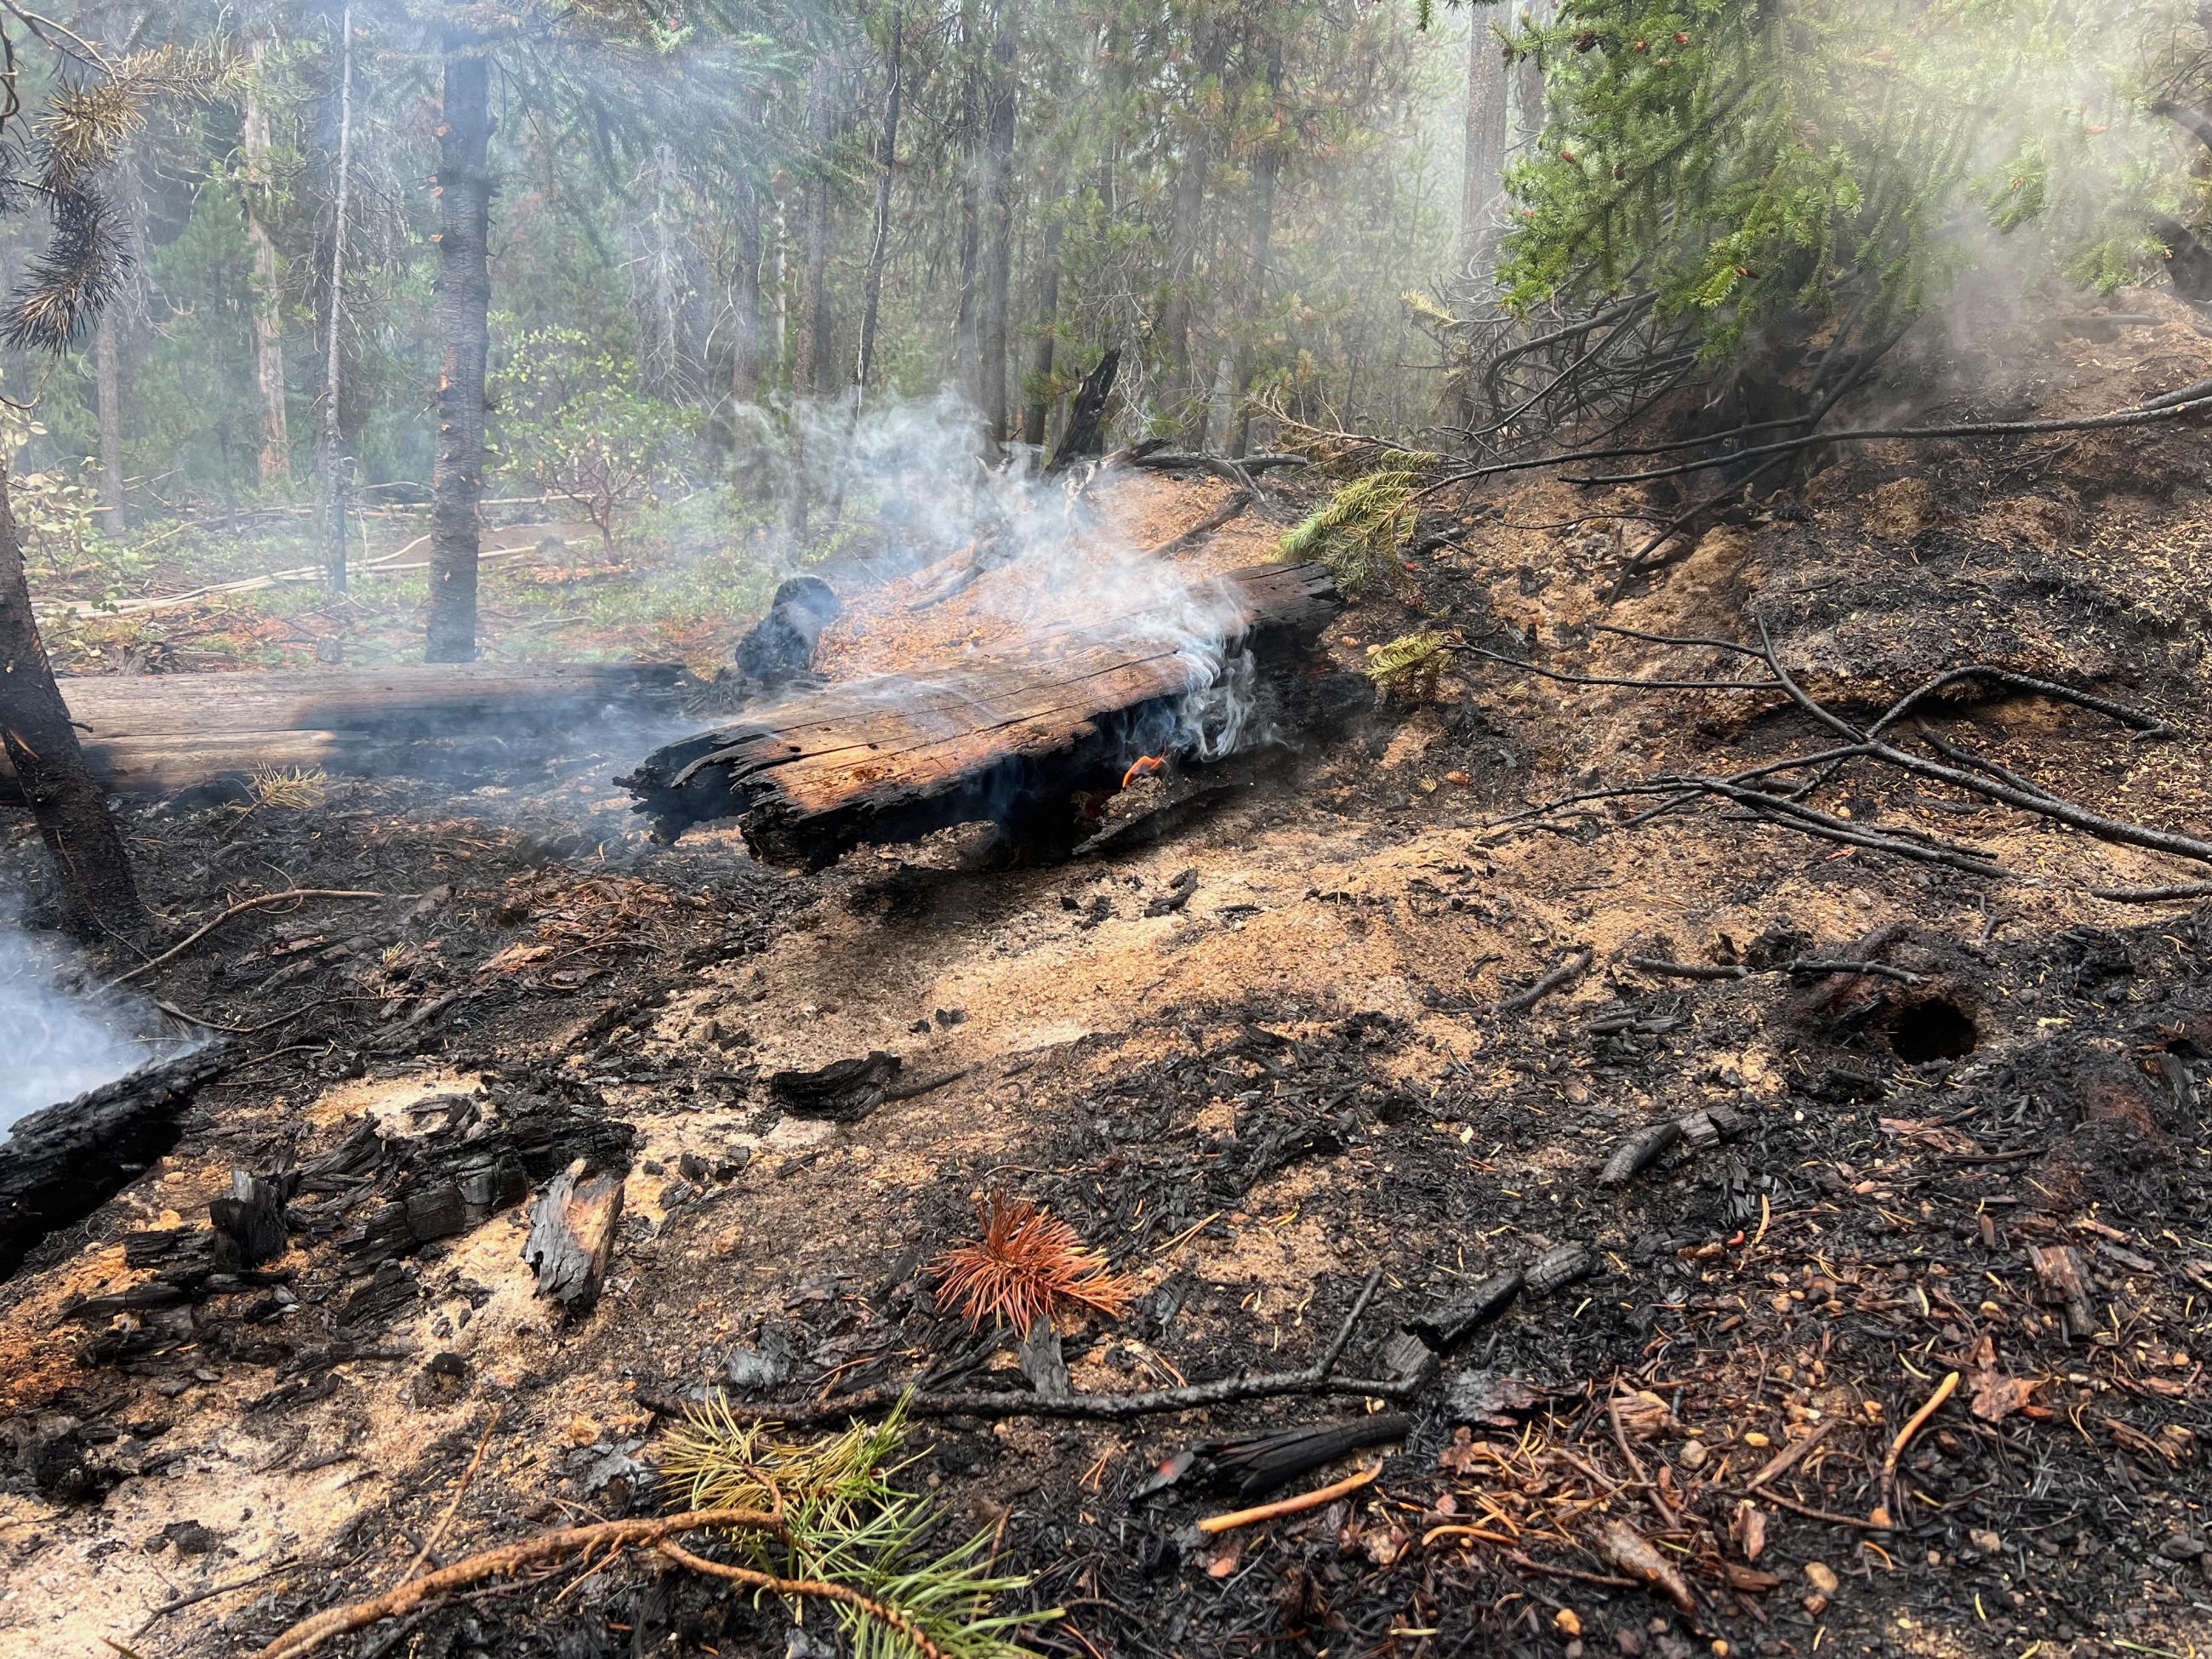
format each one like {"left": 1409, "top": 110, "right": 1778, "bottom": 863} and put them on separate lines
{"left": 2090, "top": 880, "right": 2212, "bottom": 904}
{"left": 1496, "top": 947, "right": 1593, "bottom": 1014}
{"left": 655, "top": 1540, "right": 953, "bottom": 1659}
{"left": 105, "top": 889, "right": 391, "bottom": 988}
{"left": 1142, "top": 490, "right": 1252, "bottom": 558}
{"left": 656, "top": 1268, "right": 1399, "bottom": 1424}
{"left": 1567, "top": 392, "right": 2212, "bottom": 487}
{"left": 1742, "top": 1417, "right": 1841, "bottom": 1491}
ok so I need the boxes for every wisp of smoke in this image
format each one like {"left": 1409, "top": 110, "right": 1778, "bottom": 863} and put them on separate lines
{"left": 0, "top": 924, "right": 192, "bottom": 1136}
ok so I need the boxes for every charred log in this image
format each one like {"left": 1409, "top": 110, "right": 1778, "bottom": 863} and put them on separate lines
{"left": 1047, "top": 348, "right": 1120, "bottom": 470}
{"left": 622, "top": 561, "right": 1340, "bottom": 866}
{"left": 0, "top": 663, "right": 683, "bottom": 800}
{"left": 0, "top": 1046, "right": 231, "bottom": 1280}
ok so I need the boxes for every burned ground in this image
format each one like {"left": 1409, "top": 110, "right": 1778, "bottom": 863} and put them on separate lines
{"left": 3, "top": 311, "right": 2211, "bottom": 1659}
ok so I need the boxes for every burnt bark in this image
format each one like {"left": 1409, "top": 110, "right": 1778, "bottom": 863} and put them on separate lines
{"left": 425, "top": 31, "right": 493, "bottom": 664}
{"left": 0, "top": 459, "right": 144, "bottom": 941}
{"left": 1047, "top": 346, "right": 1119, "bottom": 469}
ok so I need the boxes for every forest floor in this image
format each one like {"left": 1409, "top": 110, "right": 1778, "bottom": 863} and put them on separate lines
{"left": 3, "top": 294, "right": 2211, "bottom": 1659}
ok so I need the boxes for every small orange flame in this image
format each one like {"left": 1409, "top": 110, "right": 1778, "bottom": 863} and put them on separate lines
{"left": 1120, "top": 754, "right": 1166, "bottom": 790}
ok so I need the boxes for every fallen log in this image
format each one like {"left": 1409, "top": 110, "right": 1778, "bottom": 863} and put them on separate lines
{"left": 0, "top": 663, "right": 686, "bottom": 800}
{"left": 622, "top": 561, "right": 1341, "bottom": 865}
{"left": 0, "top": 1046, "right": 231, "bottom": 1280}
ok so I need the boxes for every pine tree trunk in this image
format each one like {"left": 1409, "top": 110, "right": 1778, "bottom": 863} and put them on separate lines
{"left": 1019, "top": 205, "right": 1062, "bottom": 449}
{"left": 0, "top": 460, "right": 143, "bottom": 942}
{"left": 978, "top": 0, "right": 1021, "bottom": 447}
{"left": 1232, "top": 37, "right": 1285, "bottom": 458}
{"left": 319, "top": 2, "right": 356, "bottom": 597}
{"left": 94, "top": 311, "right": 125, "bottom": 527}
{"left": 729, "top": 87, "right": 766, "bottom": 489}
{"left": 1157, "top": 18, "right": 1229, "bottom": 418}
{"left": 788, "top": 51, "right": 837, "bottom": 536}
{"left": 242, "top": 37, "right": 291, "bottom": 489}
{"left": 1459, "top": 4, "right": 1512, "bottom": 279}
{"left": 425, "top": 30, "right": 493, "bottom": 665}
{"left": 854, "top": 6, "right": 904, "bottom": 399}
{"left": 951, "top": 0, "right": 984, "bottom": 408}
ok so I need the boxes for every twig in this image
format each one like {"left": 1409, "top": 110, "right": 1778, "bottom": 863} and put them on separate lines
{"left": 1755, "top": 1490, "right": 1893, "bottom": 1531}
{"left": 107, "top": 891, "right": 391, "bottom": 989}
{"left": 1566, "top": 393, "right": 2212, "bottom": 487}
{"left": 1141, "top": 490, "right": 1252, "bottom": 558}
{"left": 1504, "top": 1549, "right": 1639, "bottom": 1590}
{"left": 1445, "top": 640, "right": 1784, "bottom": 693}
{"left": 879, "top": 1066, "right": 978, "bottom": 1103}
{"left": 130, "top": 1557, "right": 298, "bottom": 1638}
{"left": 651, "top": 1267, "right": 1399, "bottom": 1424}
{"left": 2089, "top": 880, "right": 2212, "bottom": 904}
{"left": 1880, "top": 1370, "right": 1960, "bottom": 1513}
{"left": 655, "top": 1539, "right": 954, "bottom": 1659}
{"left": 397, "top": 1411, "right": 502, "bottom": 1585}
{"left": 1197, "top": 1462, "right": 1379, "bottom": 1535}
{"left": 250, "top": 1508, "right": 781, "bottom": 1659}
{"left": 1742, "top": 1417, "right": 1840, "bottom": 1491}
{"left": 1496, "top": 947, "right": 1593, "bottom": 1015}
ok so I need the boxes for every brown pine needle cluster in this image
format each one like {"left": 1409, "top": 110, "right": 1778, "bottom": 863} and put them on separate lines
{"left": 929, "top": 1195, "right": 1134, "bottom": 1333}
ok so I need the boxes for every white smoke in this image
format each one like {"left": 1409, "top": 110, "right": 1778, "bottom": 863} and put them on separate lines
{"left": 0, "top": 925, "right": 189, "bottom": 1136}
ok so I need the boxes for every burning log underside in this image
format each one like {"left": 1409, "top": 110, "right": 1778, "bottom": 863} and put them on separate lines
{"left": 0, "top": 663, "right": 685, "bottom": 800}
{"left": 622, "top": 561, "right": 1342, "bottom": 865}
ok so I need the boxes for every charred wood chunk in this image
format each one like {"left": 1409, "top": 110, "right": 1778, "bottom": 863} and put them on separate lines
{"left": 769, "top": 1052, "right": 903, "bottom": 1122}
{"left": 1048, "top": 347, "right": 1120, "bottom": 470}
{"left": 339, "top": 1262, "right": 417, "bottom": 1331}
{"left": 1524, "top": 1243, "right": 1598, "bottom": 1299}
{"left": 734, "top": 576, "right": 841, "bottom": 687}
{"left": 2031, "top": 1244, "right": 2098, "bottom": 1340}
{"left": 1208, "top": 1412, "right": 1415, "bottom": 1499}
{"left": 525, "top": 1160, "right": 624, "bottom": 1315}
{"left": 1407, "top": 1268, "right": 1525, "bottom": 1351}
{"left": 1018, "top": 1315, "right": 1070, "bottom": 1400}
{"left": 123, "top": 1229, "right": 212, "bottom": 1273}
{"left": 209, "top": 1171, "right": 288, "bottom": 1270}
{"left": 0, "top": 1046, "right": 230, "bottom": 1281}
{"left": 1599, "top": 1120, "right": 1684, "bottom": 1188}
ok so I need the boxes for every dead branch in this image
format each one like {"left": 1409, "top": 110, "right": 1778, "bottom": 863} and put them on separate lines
{"left": 1566, "top": 392, "right": 2212, "bottom": 487}
{"left": 2090, "top": 880, "right": 2212, "bottom": 904}
{"left": 250, "top": 1507, "right": 781, "bottom": 1659}
{"left": 106, "top": 890, "right": 391, "bottom": 989}
{"left": 651, "top": 1268, "right": 1400, "bottom": 1425}
{"left": 1496, "top": 947, "right": 1593, "bottom": 1014}
{"left": 1142, "top": 490, "right": 1252, "bottom": 557}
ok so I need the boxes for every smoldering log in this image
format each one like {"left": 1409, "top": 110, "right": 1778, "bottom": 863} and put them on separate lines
{"left": 0, "top": 663, "right": 685, "bottom": 801}
{"left": 622, "top": 561, "right": 1342, "bottom": 866}
{"left": 0, "top": 1046, "right": 231, "bottom": 1280}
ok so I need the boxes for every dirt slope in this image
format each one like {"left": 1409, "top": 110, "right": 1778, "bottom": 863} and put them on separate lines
{"left": 3, "top": 311, "right": 2210, "bottom": 1659}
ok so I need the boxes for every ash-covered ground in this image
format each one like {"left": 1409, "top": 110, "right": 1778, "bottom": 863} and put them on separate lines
{"left": 3, "top": 301, "right": 2209, "bottom": 1659}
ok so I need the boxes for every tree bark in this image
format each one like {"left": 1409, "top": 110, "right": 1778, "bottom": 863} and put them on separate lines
{"left": 728, "top": 86, "right": 767, "bottom": 489}
{"left": 951, "top": 0, "right": 984, "bottom": 408}
{"left": 1019, "top": 202, "right": 1063, "bottom": 449}
{"left": 242, "top": 36, "right": 292, "bottom": 489}
{"left": 787, "top": 50, "right": 838, "bottom": 537}
{"left": 978, "top": 0, "right": 1021, "bottom": 446}
{"left": 425, "top": 29, "right": 493, "bottom": 664}
{"left": 1459, "top": 3, "right": 1512, "bottom": 280}
{"left": 853, "top": 5, "right": 904, "bottom": 399}
{"left": 319, "top": 3, "right": 355, "bottom": 596}
{"left": 1232, "top": 36, "right": 1285, "bottom": 458}
{"left": 1156, "top": 16, "right": 1230, "bottom": 417}
{"left": 0, "top": 459, "right": 144, "bottom": 941}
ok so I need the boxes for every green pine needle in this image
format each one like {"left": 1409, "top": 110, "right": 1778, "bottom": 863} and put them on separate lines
{"left": 1280, "top": 470, "right": 1419, "bottom": 594}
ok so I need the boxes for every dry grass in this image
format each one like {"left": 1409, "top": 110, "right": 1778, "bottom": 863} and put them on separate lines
{"left": 927, "top": 1194, "right": 1135, "bottom": 1333}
